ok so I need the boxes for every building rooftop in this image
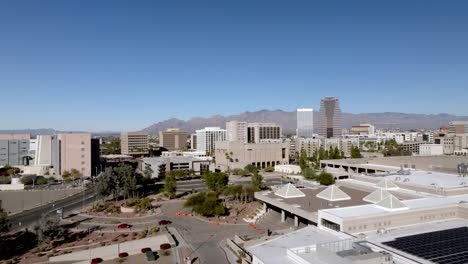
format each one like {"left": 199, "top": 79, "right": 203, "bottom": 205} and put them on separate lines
{"left": 322, "top": 194, "right": 468, "bottom": 219}
{"left": 383, "top": 170, "right": 468, "bottom": 189}
{"left": 248, "top": 226, "right": 344, "bottom": 264}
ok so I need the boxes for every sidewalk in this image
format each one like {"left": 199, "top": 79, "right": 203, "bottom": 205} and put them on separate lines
{"left": 49, "top": 234, "right": 173, "bottom": 263}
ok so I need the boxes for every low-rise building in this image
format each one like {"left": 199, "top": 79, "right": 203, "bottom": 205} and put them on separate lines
{"left": 419, "top": 144, "right": 443, "bottom": 156}
{"left": 141, "top": 155, "right": 212, "bottom": 178}
{"left": 215, "top": 141, "right": 289, "bottom": 171}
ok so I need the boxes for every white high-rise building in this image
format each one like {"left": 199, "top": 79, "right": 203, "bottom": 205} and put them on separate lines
{"left": 196, "top": 127, "right": 227, "bottom": 154}
{"left": 226, "top": 121, "right": 248, "bottom": 143}
{"left": 297, "top": 108, "right": 314, "bottom": 138}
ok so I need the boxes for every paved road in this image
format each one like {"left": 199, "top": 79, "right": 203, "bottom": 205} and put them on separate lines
{"left": 8, "top": 188, "right": 97, "bottom": 231}
{"left": 70, "top": 200, "right": 258, "bottom": 264}
{"left": 176, "top": 179, "right": 207, "bottom": 193}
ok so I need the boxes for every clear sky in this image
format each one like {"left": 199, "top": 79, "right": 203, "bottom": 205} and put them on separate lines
{"left": 1, "top": 0, "right": 467, "bottom": 131}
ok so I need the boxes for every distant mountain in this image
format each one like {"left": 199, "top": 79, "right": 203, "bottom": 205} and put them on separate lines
{"left": 142, "top": 110, "right": 468, "bottom": 135}
{"left": 0, "top": 128, "right": 58, "bottom": 135}
{"left": 0, "top": 129, "right": 119, "bottom": 137}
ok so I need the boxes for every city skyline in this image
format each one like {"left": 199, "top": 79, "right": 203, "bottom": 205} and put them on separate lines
{"left": 1, "top": 0, "right": 467, "bottom": 131}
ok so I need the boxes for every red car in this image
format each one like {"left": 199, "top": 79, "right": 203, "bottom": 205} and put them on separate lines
{"left": 91, "top": 258, "right": 103, "bottom": 264}
{"left": 118, "top": 252, "right": 129, "bottom": 258}
{"left": 158, "top": 220, "right": 171, "bottom": 225}
{"left": 117, "top": 223, "right": 132, "bottom": 229}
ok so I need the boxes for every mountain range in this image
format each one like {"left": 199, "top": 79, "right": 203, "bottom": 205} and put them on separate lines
{"left": 2, "top": 110, "right": 467, "bottom": 136}
{"left": 141, "top": 110, "right": 468, "bottom": 135}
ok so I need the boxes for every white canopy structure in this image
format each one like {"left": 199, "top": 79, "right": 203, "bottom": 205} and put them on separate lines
{"left": 275, "top": 183, "right": 306, "bottom": 198}
{"left": 363, "top": 188, "right": 392, "bottom": 204}
{"left": 316, "top": 185, "right": 351, "bottom": 202}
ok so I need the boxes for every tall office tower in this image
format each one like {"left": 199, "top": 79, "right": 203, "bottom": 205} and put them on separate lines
{"left": 196, "top": 127, "right": 226, "bottom": 154}
{"left": 297, "top": 108, "right": 314, "bottom": 138}
{"left": 226, "top": 121, "right": 248, "bottom": 143}
{"left": 121, "top": 132, "right": 149, "bottom": 156}
{"left": 159, "top": 128, "right": 189, "bottom": 151}
{"left": 318, "top": 97, "right": 342, "bottom": 138}
{"left": 247, "top": 123, "right": 281, "bottom": 143}
{"left": 57, "top": 133, "right": 92, "bottom": 177}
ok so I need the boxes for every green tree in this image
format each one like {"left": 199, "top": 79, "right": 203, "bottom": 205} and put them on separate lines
{"left": 34, "top": 213, "right": 65, "bottom": 244}
{"left": 114, "top": 163, "right": 137, "bottom": 200}
{"left": 164, "top": 173, "right": 177, "bottom": 198}
{"left": 203, "top": 171, "right": 228, "bottom": 193}
{"left": 231, "top": 168, "right": 246, "bottom": 176}
{"left": 298, "top": 149, "right": 308, "bottom": 171}
{"left": 103, "top": 137, "right": 121, "bottom": 154}
{"left": 318, "top": 171, "right": 334, "bottom": 186}
{"left": 244, "top": 164, "right": 258, "bottom": 174}
{"left": 251, "top": 173, "right": 263, "bottom": 191}
{"left": 0, "top": 208, "right": 10, "bottom": 234}
{"left": 303, "top": 168, "right": 317, "bottom": 180}
{"left": 350, "top": 146, "right": 363, "bottom": 158}
{"left": 94, "top": 168, "right": 116, "bottom": 199}
{"left": 143, "top": 164, "right": 154, "bottom": 178}
{"left": 184, "top": 192, "right": 225, "bottom": 216}
{"left": 264, "top": 166, "right": 274, "bottom": 172}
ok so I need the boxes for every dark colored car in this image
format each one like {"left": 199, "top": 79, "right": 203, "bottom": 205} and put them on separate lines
{"left": 117, "top": 223, "right": 132, "bottom": 229}
{"left": 91, "top": 258, "right": 103, "bottom": 264}
{"left": 118, "top": 252, "right": 129, "bottom": 258}
{"left": 158, "top": 220, "right": 171, "bottom": 225}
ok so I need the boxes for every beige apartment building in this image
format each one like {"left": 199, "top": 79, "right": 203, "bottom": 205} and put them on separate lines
{"left": 57, "top": 133, "right": 92, "bottom": 177}
{"left": 121, "top": 132, "right": 149, "bottom": 156}
{"left": 159, "top": 129, "right": 189, "bottom": 151}
{"left": 215, "top": 141, "right": 289, "bottom": 171}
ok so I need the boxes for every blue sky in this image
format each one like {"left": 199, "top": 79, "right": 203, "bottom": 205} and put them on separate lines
{"left": 0, "top": 0, "right": 467, "bottom": 131}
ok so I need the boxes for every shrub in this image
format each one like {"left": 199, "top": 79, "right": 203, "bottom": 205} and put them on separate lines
{"left": 264, "top": 166, "right": 274, "bottom": 172}
{"left": 134, "top": 197, "right": 152, "bottom": 211}
{"left": 160, "top": 243, "right": 171, "bottom": 250}
{"left": 36, "top": 177, "right": 48, "bottom": 185}
{"left": 159, "top": 249, "right": 170, "bottom": 256}
{"left": 318, "top": 171, "right": 335, "bottom": 186}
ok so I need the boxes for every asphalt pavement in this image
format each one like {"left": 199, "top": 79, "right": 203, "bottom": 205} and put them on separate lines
{"left": 8, "top": 188, "right": 97, "bottom": 231}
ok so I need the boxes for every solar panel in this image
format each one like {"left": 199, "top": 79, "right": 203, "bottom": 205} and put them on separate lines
{"left": 382, "top": 227, "right": 468, "bottom": 263}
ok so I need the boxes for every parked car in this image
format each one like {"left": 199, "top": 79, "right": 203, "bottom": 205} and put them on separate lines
{"left": 158, "top": 220, "right": 171, "bottom": 225}
{"left": 118, "top": 252, "right": 129, "bottom": 258}
{"left": 117, "top": 223, "right": 132, "bottom": 229}
{"left": 91, "top": 258, "right": 103, "bottom": 264}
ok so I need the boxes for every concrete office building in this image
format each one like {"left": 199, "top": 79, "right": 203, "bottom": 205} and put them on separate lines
{"left": 351, "top": 124, "right": 375, "bottom": 136}
{"left": 215, "top": 141, "right": 289, "bottom": 171}
{"left": 30, "top": 135, "right": 53, "bottom": 165}
{"left": 0, "top": 139, "right": 31, "bottom": 166}
{"left": 296, "top": 108, "right": 314, "bottom": 138}
{"left": 159, "top": 129, "right": 189, "bottom": 151}
{"left": 120, "top": 132, "right": 149, "bottom": 156}
{"left": 247, "top": 123, "right": 281, "bottom": 143}
{"left": 141, "top": 156, "right": 212, "bottom": 178}
{"left": 226, "top": 121, "right": 248, "bottom": 143}
{"left": 196, "top": 127, "right": 226, "bottom": 155}
{"left": 399, "top": 141, "right": 426, "bottom": 155}
{"left": 449, "top": 121, "right": 468, "bottom": 134}
{"left": 419, "top": 144, "right": 443, "bottom": 156}
{"left": 190, "top": 134, "right": 197, "bottom": 150}
{"left": 57, "top": 133, "right": 92, "bottom": 177}
{"left": 318, "top": 97, "right": 342, "bottom": 138}
{"left": 296, "top": 137, "right": 322, "bottom": 157}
